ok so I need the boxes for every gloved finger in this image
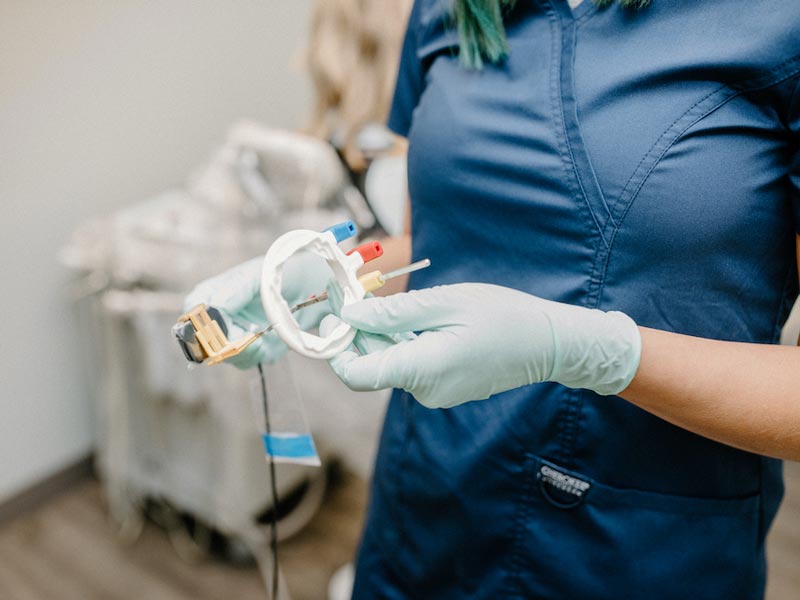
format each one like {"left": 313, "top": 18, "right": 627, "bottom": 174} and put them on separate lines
{"left": 325, "top": 279, "right": 379, "bottom": 320}
{"left": 319, "top": 313, "right": 340, "bottom": 337}
{"left": 295, "top": 297, "right": 331, "bottom": 331}
{"left": 327, "top": 339, "right": 414, "bottom": 392}
{"left": 339, "top": 287, "right": 452, "bottom": 334}
{"left": 238, "top": 301, "right": 268, "bottom": 328}
{"left": 319, "top": 313, "right": 352, "bottom": 342}
{"left": 352, "top": 330, "right": 397, "bottom": 356}
{"left": 281, "top": 251, "right": 336, "bottom": 303}
{"left": 320, "top": 313, "right": 398, "bottom": 356}
{"left": 183, "top": 257, "right": 262, "bottom": 314}
{"left": 325, "top": 280, "right": 345, "bottom": 317}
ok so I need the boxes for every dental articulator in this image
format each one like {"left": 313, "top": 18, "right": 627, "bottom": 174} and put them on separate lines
{"left": 174, "top": 221, "right": 430, "bottom": 365}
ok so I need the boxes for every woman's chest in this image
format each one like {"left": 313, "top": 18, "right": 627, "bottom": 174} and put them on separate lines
{"left": 407, "top": 3, "right": 797, "bottom": 274}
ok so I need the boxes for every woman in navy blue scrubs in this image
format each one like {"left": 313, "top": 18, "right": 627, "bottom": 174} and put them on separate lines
{"left": 185, "top": 0, "right": 800, "bottom": 596}
{"left": 323, "top": 1, "right": 800, "bottom": 598}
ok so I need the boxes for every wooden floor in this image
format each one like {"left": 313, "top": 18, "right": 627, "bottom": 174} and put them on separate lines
{"left": 0, "top": 463, "right": 798, "bottom": 599}
{"left": 0, "top": 470, "right": 366, "bottom": 600}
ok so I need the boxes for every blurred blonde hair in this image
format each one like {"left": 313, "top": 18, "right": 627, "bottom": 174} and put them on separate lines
{"left": 305, "top": 0, "right": 413, "bottom": 169}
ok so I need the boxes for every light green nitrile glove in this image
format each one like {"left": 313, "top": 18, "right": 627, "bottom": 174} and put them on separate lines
{"left": 182, "top": 253, "right": 334, "bottom": 369}
{"left": 322, "top": 282, "right": 415, "bottom": 357}
{"left": 320, "top": 283, "right": 642, "bottom": 409}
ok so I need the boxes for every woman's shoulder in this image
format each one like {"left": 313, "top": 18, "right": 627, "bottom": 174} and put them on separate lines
{"left": 722, "top": 0, "right": 800, "bottom": 84}
{"left": 405, "top": 0, "right": 800, "bottom": 82}
{"left": 405, "top": 0, "right": 458, "bottom": 59}
{"left": 634, "top": 0, "right": 800, "bottom": 88}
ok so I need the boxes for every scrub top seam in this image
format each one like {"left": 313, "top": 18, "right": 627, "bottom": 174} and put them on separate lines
{"left": 558, "top": 387, "right": 584, "bottom": 469}
{"left": 397, "top": 393, "right": 413, "bottom": 566}
{"left": 543, "top": 0, "right": 610, "bottom": 252}
{"left": 560, "top": 7, "right": 617, "bottom": 233}
{"left": 573, "top": 2, "right": 600, "bottom": 27}
{"left": 542, "top": 0, "right": 599, "bottom": 466}
{"left": 611, "top": 63, "right": 800, "bottom": 236}
{"left": 609, "top": 56, "right": 800, "bottom": 223}
{"left": 728, "top": 53, "right": 800, "bottom": 94}
{"left": 503, "top": 452, "right": 538, "bottom": 598}
{"left": 544, "top": 0, "right": 576, "bottom": 467}
{"left": 559, "top": 17, "right": 613, "bottom": 248}
{"left": 609, "top": 84, "right": 731, "bottom": 220}
{"left": 595, "top": 88, "right": 743, "bottom": 310}
{"left": 549, "top": 0, "right": 612, "bottom": 465}
{"left": 592, "top": 85, "right": 738, "bottom": 311}
{"left": 595, "top": 67, "right": 800, "bottom": 311}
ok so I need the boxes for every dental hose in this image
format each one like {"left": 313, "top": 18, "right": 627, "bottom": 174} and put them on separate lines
{"left": 257, "top": 363, "right": 279, "bottom": 599}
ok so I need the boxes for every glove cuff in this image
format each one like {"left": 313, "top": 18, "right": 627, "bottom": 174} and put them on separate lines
{"left": 549, "top": 308, "right": 642, "bottom": 396}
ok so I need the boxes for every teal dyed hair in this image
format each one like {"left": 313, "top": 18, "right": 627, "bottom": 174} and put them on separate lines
{"left": 452, "top": 0, "right": 651, "bottom": 69}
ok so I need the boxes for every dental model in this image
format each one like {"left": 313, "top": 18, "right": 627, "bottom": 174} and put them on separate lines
{"left": 175, "top": 221, "right": 430, "bottom": 364}
{"left": 260, "top": 221, "right": 377, "bottom": 359}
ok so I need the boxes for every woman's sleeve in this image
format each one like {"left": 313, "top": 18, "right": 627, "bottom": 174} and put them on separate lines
{"left": 387, "top": 1, "right": 425, "bottom": 138}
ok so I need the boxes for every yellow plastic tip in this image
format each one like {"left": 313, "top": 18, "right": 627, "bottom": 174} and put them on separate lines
{"left": 358, "top": 270, "right": 385, "bottom": 294}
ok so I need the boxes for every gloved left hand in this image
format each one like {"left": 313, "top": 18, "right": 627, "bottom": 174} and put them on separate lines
{"left": 183, "top": 252, "right": 334, "bottom": 369}
{"left": 319, "top": 283, "right": 642, "bottom": 409}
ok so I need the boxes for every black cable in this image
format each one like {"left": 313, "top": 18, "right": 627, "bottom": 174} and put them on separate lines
{"left": 257, "top": 363, "right": 279, "bottom": 600}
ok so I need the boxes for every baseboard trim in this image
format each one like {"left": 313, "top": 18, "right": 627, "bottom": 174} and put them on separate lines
{"left": 0, "top": 454, "right": 94, "bottom": 525}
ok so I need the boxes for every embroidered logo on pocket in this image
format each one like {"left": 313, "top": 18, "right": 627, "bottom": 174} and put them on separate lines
{"left": 538, "top": 464, "right": 591, "bottom": 509}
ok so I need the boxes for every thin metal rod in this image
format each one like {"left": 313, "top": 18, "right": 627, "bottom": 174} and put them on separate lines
{"left": 291, "top": 292, "right": 328, "bottom": 311}
{"left": 380, "top": 258, "right": 432, "bottom": 282}
{"left": 252, "top": 293, "right": 329, "bottom": 337}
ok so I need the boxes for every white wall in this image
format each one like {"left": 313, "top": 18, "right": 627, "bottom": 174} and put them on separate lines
{"left": 0, "top": 0, "right": 313, "bottom": 502}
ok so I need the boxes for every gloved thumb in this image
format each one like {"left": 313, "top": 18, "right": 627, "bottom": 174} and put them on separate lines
{"left": 321, "top": 315, "right": 412, "bottom": 392}
{"left": 319, "top": 313, "right": 398, "bottom": 356}
{"left": 339, "top": 287, "right": 451, "bottom": 334}
{"left": 319, "top": 313, "right": 345, "bottom": 338}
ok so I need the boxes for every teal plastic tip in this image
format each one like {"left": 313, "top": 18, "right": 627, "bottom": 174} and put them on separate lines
{"left": 324, "top": 220, "right": 358, "bottom": 243}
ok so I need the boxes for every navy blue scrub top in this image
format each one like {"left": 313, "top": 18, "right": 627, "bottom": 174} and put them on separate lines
{"left": 353, "top": 1, "right": 800, "bottom": 598}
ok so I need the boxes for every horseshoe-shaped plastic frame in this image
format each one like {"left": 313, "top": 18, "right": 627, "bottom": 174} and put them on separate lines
{"left": 260, "top": 229, "right": 365, "bottom": 359}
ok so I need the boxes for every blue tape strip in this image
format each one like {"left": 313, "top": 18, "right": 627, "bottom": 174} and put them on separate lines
{"left": 262, "top": 433, "right": 318, "bottom": 459}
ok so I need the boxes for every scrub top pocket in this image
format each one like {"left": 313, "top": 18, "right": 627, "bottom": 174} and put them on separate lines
{"left": 508, "top": 454, "right": 762, "bottom": 600}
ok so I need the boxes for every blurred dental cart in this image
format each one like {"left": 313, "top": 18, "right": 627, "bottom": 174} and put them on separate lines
{"left": 60, "top": 120, "right": 404, "bottom": 595}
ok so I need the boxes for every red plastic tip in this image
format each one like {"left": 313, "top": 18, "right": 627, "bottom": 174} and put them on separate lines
{"left": 347, "top": 240, "right": 384, "bottom": 263}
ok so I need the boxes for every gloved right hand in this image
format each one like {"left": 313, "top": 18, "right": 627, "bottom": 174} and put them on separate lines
{"left": 182, "top": 252, "right": 334, "bottom": 369}
{"left": 319, "top": 283, "right": 641, "bottom": 409}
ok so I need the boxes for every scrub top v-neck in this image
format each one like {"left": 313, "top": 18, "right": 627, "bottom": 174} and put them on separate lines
{"left": 353, "top": 1, "right": 800, "bottom": 598}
